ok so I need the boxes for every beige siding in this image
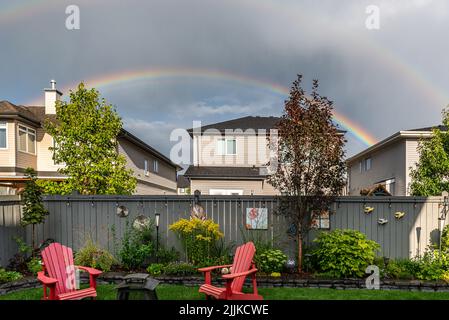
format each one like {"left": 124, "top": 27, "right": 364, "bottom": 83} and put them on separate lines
{"left": 0, "top": 121, "right": 16, "bottom": 168}
{"left": 194, "top": 134, "right": 270, "bottom": 167}
{"left": 190, "top": 179, "right": 278, "bottom": 195}
{"left": 136, "top": 181, "right": 177, "bottom": 195}
{"left": 405, "top": 139, "right": 420, "bottom": 195}
{"left": 36, "top": 129, "right": 64, "bottom": 173}
{"left": 118, "top": 138, "right": 177, "bottom": 194}
{"left": 348, "top": 140, "right": 407, "bottom": 196}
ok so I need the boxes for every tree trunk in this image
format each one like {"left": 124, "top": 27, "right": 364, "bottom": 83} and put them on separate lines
{"left": 297, "top": 231, "right": 303, "bottom": 273}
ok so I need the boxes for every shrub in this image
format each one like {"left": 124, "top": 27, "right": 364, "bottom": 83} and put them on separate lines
{"left": 414, "top": 249, "right": 449, "bottom": 281}
{"left": 255, "top": 249, "right": 287, "bottom": 274}
{"left": 210, "top": 239, "right": 235, "bottom": 266}
{"left": 27, "top": 257, "right": 42, "bottom": 275}
{"left": 147, "top": 263, "right": 164, "bottom": 276}
{"left": 381, "top": 259, "right": 418, "bottom": 280}
{"left": 74, "top": 238, "right": 116, "bottom": 272}
{"left": 312, "top": 229, "right": 380, "bottom": 278}
{"left": 156, "top": 247, "right": 180, "bottom": 265}
{"left": 7, "top": 237, "right": 32, "bottom": 274}
{"left": 163, "top": 262, "right": 198, "bottom": 276}
{"left": 115, "top": 220, "right": 154, "bottom": 270}
{"left": 0, "top": 268, "right": 22, "bottom": 283}
{"left": 169, "top": 218, "right": 223, "bottom": 266}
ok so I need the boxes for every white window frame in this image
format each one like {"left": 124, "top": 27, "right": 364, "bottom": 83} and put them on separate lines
{"left": 365, "top": 157, "right": 372, "bottom": 171}
{"left": 144, "top": 159, "right": 149, "bottom": 176}
{"left": 216, "top": 138, "right": 236, "bottom": 156}
{"left": 209, "top": 189, "right": 243, "bottom": 195}
{"left": 0, "top": 122, "right": 7, "bottom": 149}
{"left": 153, "top": 159, "right": 159, "bottom": 173}
{"left": 18, "top": 125, "right": 36, "bottom": 155}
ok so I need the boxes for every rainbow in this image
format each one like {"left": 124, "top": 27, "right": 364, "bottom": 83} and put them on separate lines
{"left": 27, "top": 68, "right": 378, "bottom": 146}
{"left": 8, "top": 1, "right": 448, "bottom": 146}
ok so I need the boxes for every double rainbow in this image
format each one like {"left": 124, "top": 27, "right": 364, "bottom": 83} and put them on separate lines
{"left": 27, "top": 68, "right": 378, "bottom": 146}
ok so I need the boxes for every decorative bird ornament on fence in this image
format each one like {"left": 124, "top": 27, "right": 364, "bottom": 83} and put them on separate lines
{"left": 394, "top": 211, "right": 406, "bottom": 220}
{"left": 378, "top": 218, "right": 388, "bottom": 225}
{"left": 364, "top": 206, "right": 374, "bottom": 214}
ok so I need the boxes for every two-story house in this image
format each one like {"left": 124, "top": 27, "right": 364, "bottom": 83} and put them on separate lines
{"left": 346, "top": 126, "right": 440, "bottom": 196}
{"left": 0, "top": 80, "right": 180, "bottom": 195}
{"left": 184, "top": 116, "right": 278, "bottom": 195}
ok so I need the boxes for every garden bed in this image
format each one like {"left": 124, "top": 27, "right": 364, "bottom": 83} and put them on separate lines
{"left": 3, "top": 272, "right": 449, "bottom": 296}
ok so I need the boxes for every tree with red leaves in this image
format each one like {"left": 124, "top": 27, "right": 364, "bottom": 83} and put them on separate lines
{"left": 267, "top": 75, "right": 346, "bottom": 273}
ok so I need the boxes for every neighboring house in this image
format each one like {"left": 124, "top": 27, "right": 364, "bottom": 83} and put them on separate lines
{"left": 177, "top": 175, "right": 190, "bottom": 195}
{"left": 346, "top": 126, "right": 441, "bottom": 196}
{"left": 184, "top": 116, "right": 345, "bottom": 195}
{"left": 0, "top": 81, "right": 180, "bottom": 195}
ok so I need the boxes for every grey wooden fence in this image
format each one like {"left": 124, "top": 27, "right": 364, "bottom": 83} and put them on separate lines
{"left": 0, "top": 196, "right": 24, "bottom": 267}
{"left": 0, "top": 195, "right": 446, "bottom": 267}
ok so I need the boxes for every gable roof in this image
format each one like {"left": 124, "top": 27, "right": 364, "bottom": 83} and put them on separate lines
{"left": 0, "top": 101, "right": 181, "bottom": 170}
{"left": 187, "top": 116, "right": 280, "bottom": 136}
{"left": 187, "top": 115, "right": 346, "bottom": 137}
{"left": 347, "top": 125, "right": 444, "bottom": 163}
{"left": 177, "top": 175, "right": 190, "bottom": 188}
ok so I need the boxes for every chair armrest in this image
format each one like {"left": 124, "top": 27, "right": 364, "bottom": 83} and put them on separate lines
{"left": 222, "top": 268, "right": 258, "bottom": 280}
{"left": 37, "top": 271, "right": 58, "bottom": 285}
{"left": 76, "top": 266, "right": 102, "bottom": 276}
{"left": 198, "top": 264, "right": 233, "bottom": 273}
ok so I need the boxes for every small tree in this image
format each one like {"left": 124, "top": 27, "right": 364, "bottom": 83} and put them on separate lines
{"left": 410, "top": 107, "right": 449, "bottom": 196}
{"left": 267, "top": 75, "right": 346, "bottom": 273}
{"left": 44, "top": 83, "right": 136, "bottom": 195}
{"left": 21, "top": 168, "right": 49, "bottom": 253}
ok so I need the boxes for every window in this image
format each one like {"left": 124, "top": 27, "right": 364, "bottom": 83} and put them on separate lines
{"left": 153, "top": 160, "right": 159, "bottom": 173}
{"left": 18, "top": 125, "right": 36, "bottom": 154}
{"left": 384, "top": 178, "right": 396, "bottom": 195}
{"left": 217, "top": 138, "right": 236, "bottom": 155}
{"left": 311, "top": 210, "right": 330, "bottom": 230}
{"left": 359, "top": 161, "right": 362, "bottom": 173}
{"left": 144, "top": 160, "right": 149, "bottom": 176}
{"left": 365, "top": 157, "right": 372, "bottom": 171}
{"left": 0, "top": 122, "right": 7, "bottom": 149}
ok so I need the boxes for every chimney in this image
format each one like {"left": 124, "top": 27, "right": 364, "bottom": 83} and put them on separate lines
{"left": 44, "top": 80, "right": 63, "bottom": 114}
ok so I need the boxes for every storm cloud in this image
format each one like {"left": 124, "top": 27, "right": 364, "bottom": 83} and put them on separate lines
{"left": 1, "top": 0, "right": 448, "bottom": 157}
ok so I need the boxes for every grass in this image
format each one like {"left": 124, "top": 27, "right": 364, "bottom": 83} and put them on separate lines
{"left": 1, "top": 284, "right": 449, "bottom": 300}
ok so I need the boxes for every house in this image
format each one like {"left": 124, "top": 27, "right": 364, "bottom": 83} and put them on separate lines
{"left": 346, "top": 126, "right": 441, "bottom": 196}
{"left": 184, "top": 116, "right": 345, "bottom": 195}
{"left": 0, "top": 80, "right": 180, "bottom": 195}
{"left": 177, "top": 175, "right": 190, "bottom": 195}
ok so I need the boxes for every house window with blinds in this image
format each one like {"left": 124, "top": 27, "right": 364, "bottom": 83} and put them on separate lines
{"left": 18, "top": 125, "right": 36, "bottom": 154}
{"left": 217, "top": 138, "right": 236, "bottom": 155}
{"left": 0, "top": 122, "right": 7, "bottom": 149}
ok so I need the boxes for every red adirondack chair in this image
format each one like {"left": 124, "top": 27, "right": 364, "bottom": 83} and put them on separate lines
{"left": 37, "top": 242, "right": 102, "bottom": 300}
{"left": 198, "top": 241, "right": 263, "bottom": 300}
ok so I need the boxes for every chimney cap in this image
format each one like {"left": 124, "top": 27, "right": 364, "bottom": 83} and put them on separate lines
{"left": 45, "top": 79, "right": 63, "bottom": 95}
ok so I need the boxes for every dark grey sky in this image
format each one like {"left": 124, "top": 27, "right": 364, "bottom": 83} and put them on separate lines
{"left": 1, "top": 0, "right": 448, "bottom": 158}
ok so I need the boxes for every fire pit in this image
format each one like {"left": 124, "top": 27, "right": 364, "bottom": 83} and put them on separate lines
{"left": 116, "top": 273, "right": 160, "bottom": 300}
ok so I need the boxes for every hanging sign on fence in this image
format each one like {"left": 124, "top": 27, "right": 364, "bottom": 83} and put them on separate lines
{"left": 245, "top": 207, "right": 268, "bottom": 230}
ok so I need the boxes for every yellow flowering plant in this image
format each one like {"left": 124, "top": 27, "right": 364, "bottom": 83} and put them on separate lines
{"left": 169, "top": 218, "right": 224, "bottom": 266}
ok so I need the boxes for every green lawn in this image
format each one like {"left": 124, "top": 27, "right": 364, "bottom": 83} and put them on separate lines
{"left": 1, "top": 284, "right": 449, "bottom": 300}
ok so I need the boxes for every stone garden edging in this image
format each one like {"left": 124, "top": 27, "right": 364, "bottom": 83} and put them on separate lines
{"left": 2, "top": 272, "right": 449, "bottom": 296}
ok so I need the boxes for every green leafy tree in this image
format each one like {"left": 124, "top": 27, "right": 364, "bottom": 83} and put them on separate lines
{"left": 44, "top": 83, "right": 136, "bottom": 195}
{"left": 410, "top": 108, "right": 449, "bottom": 196}
{"left": 21, "top": 168, "right": 49, "bottom": 253}
{"left": 267, "top": 75, "right": 346, "bottom": 273}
